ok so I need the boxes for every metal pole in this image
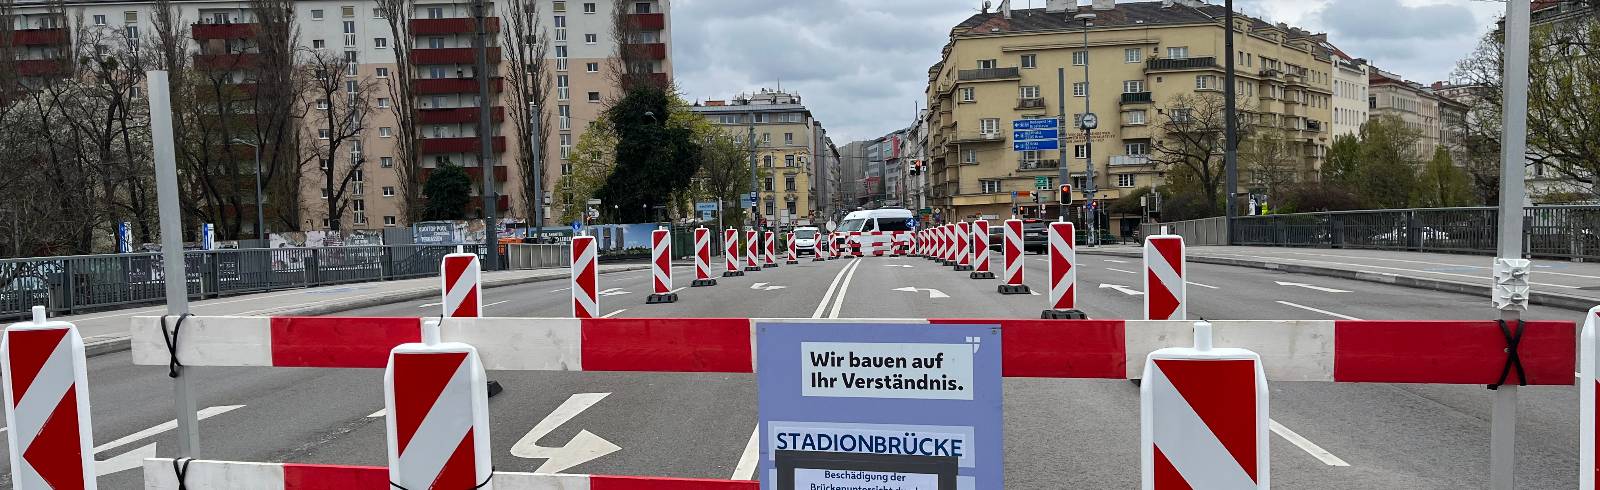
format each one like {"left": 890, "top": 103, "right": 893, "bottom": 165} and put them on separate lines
{"left": 148, "top": 70, "right": 201, "bottom": 457}
{"left": 529, "top": 101, "right": 543, "bottom": 241}
{"left": 1491, "top": 1, "right": 1531, "bottom": 488}
{"left": 1056, "top": 67, "right": 1068, "bottom": 221}
{"left": 748, "top": 116, "right": 760, "bottom": 233}
{"left": 1080, "top": 17, "right": 1097, "bottom": 246}
{"left": 1223, "top": 0, "right": 1239, "bottom": 244}
{"left": 474, "top": 0, "right": 498, "bottom": 270}
{"left": 254, "top": 143, "right": 264, "bottom": 242}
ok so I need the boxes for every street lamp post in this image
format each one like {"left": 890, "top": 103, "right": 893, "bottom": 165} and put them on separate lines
{"left": 1075, "top": 12, "right": 1098, "bottom": 246}
{"left": 231, "top": 138, "right": 265, "bottom": 242}
{"left": 1223, "top": 0, "right": 1240, "bottom": 243}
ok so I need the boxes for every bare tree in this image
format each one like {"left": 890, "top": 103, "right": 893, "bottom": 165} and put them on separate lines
{"left": 377, "top": 0, "right": 424, "bottom": 222}
{"left": 608, "top": 0, "right": 663, "bottom": 92}
{"left": 1238, "top": 127, "right": 1295, "bottom": 205}
{"left": 1148, "top": 93, "right": 1254, "bottom": 214}
{"left": 502, "top": 0, "right": 552, "bottom": 225}
{"left": 249, "top": 0, "right": 303, "bottom": 235}
{"left": 299, "top": 49, "right": 375, "bottom": 231}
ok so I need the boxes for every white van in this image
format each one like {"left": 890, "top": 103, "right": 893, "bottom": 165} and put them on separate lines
{"left": 837, "top": 208, "right": 916, "bottom": 253}
{"left": 793, "top": 226, "right": 820, "bottom": 255}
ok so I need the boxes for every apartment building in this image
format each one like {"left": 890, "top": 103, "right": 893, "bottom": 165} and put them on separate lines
{"left": 1322, "top": 43, "right": 1368, "bottom": 138}
{"left": 7, "top": 0, "right": 670, "bottom": 233}
{"left": 690, "top": 89, "right": 824, "bottom": 226}
{"left": 924, "top": 0, "right": 1333, "bottom": 229}
{"left": 1368, "top": 67, "right": 1461, "bottom": 156}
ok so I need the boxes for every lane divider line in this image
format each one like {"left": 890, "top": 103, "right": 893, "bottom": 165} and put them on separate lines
{"left": 1276, "top": 301, "right": 1362, "bottom": 320}
{"left": 1270, "top": 419, "right": 1351, "bottom": 467}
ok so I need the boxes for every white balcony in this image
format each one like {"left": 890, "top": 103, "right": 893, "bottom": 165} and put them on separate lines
{"left": 1109, "top": 154, "right": 1152, "bottom": 166}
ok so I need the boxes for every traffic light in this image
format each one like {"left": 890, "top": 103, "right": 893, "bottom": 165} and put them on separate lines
{"left": 1032, "top": 193, "right": 1040, "bottom": 204}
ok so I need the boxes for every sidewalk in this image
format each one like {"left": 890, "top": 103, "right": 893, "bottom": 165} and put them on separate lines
{"left": 1079, "top": 245, "right": 1600, "bottom": 311}
{"left": 50, "top": 263, "right": 650, "bottom": 357}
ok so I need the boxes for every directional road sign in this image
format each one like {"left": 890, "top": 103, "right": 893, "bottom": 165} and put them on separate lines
{"left": 1012, "top": 118, "right": 1059, "bottom": 130}
{"left": 1013, "top": 140, "right": 1059, "bottom": 151}
{"left": 1012, "top": 129, "right": 1058, "bottom": 141}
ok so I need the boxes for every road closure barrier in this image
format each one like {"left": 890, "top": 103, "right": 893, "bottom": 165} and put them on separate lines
{"left": 954, "top": 221, "right": 973, "bottom": 271}
{"left": 385, "top": 319, "right": 493, "bottom": 488}
{"left": 723, "top": 228, "right": 743, "bottom": 277}
{"left": 648, "top": 228, "right": 677, "bottom": 304}
{"left": 1000, "top": 219, "right": 1030, "bottom": 294}
{"left": 763, "top": 231, "right": 777, "bottom": 268}
{"left": 141, "top": 459, "right": 755, "bottom": 490}
{"left": 1044, "top": 221, "right": 1084, "bottom": 320}
{"left": 571, "top": 235, "right": 599, "bottom": 319}
{"left": 440, "top": 252, "right": 481, "bottom": 318}
{"left": 745, "top": 230, "right": 761, "bottom": 272}
{"left": 1581, "top": 306, "right": 1600, "bottom": 489}
{"left": 971, "top": 219, "right": 995, "bottom": 280}
{"left": 1140, "top": 320, "right": 1267, "bottom": 489}
{"left": 786, "top": 232, "right": 799, "bottom": 264}
{"left": 1144, "top": 235, "right": 1186, "bottom": 321}
{"left": 4, "top": 306, "right": 96, "bottom": 489}
{"left": 694, "top": 227, "right": 717, "bottom": 286}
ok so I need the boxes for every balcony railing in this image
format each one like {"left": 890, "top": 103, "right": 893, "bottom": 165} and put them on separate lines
{"left": 410, "top": 17, "right": 499, "bottom": 36}
{"left": 419, "top": 136, "right": 506, "bottom": 154}
{"left": 12, "top": 28, "right": 68, "bottom": 45}
{"left": 1016, "top": 98, "right": 1046, "bottom": 109}
{"left": 956, "top": 67, "right": 1020, "bottom": 81}
{"left": 410, "top": 47, "right": 501, "bottom": 65}
{"left": 414, "top": 77, "right": 504, "bottom": 95}
{"left": 949, "top": 131, "right": 1007, "bottom": 144}
{"left": 418, "top": 107, "right": 506, "bottom": 125}
{"left": 622, "top": 42, "right": 667, "bottom": 60}
{"left": 627, "top": 13, "right": 665, "bottom": 30}
{"left": 1146, "top": 57, "right": 1217, "bottom": 71}
{"left": 17, "top": 59, "right": 66, "bottom": 76}
{"left": 191, "top": 23, "right": 257, "bottom": 40}
{"left": 1019, "top": 159, "right": 1060, "bottom": 171}
{"left": 422, "top": 165, "right": 508, "bottom": 181}
{"left": 646, "top": 72, "right": 670, "bottom": 87}
{"left": 467, "top": 195, "right": 511, "bottom": 212}
{"left": 193, "top": 53, "right": 258, "bottom": 71}
{"left": 1120, "top": 91, "right": 1152, "bottom": 104}
{"left": 1109, "top": 154, "right": 1153, "bottom": 166}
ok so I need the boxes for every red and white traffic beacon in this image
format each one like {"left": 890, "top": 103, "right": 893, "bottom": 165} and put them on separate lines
{"left": 953, "top": 221, "right": 973, "bottom": 271}
{"left": 2, "top": 306, "right": 96, "bottom": 489}
{"left": 1140, "top": 320, "right": 1269, "bottom": 490}
{"left": 745, "top": 229, "right": 762, "bottom": 272}
{"left": 998, "top": 218, "right": 1031, "bottom": 294}
{"left": 763, "top": 230, "right": 778, "bottom": 268}
{"left": 646, "top": 228, "right": 676, "bottom": 304}
{"left": 692, "top": 226, "right": 717, "bottom": 286}
{"left": 1042, "top": 219, "right": 1086, "bottom": 319}
{"left": 571, "top": 234, "right": 599, "bottom": 318}
{"left": 1144, "top": 234, "right": 1187, "bottom": 320}
{"left": 385, "top": 318, "right": 493, "bottom": 490}
{"left": 969, "top": 219, "right": 996, "bottom": 279}
{"left": 1581, "top": 305, "right": 1600, "bottom": 489}
{"left": 722, "top": 227, "right": 744, "bottom": 277}
{"left": 786, "top": 231, "right": 800, "bottom": 264}
{"left": 440, "top": 252, "right": 481, "bottom": 318}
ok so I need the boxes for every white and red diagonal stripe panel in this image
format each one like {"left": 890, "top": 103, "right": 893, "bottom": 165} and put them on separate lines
{"left": 973, "top": 220, "right": 991, "bottom": 273}
{"left": 763, "top": 231, "right": 776, "bottom": 266}
{"left": 954, "top": 221, "right": 970, "bottom": 267}
{"left": 1144, "top": 235, "right": 1185, "bottom": 320}
{"left": 1003, "top": 219, "right": 1025, "bottom": 286}
{"left": 440, "top": 253, "right": 481, "bottom": 318}
{"left": 1141, "top": 349, "right": 1268, "bottom": 490}
{"left": 3, "top": 313, "right": 95, "bottom": 490}
{"left": 1581, "top": 306, "right": 1600, "bottom": 490}
{"left": 940, "top": 225, "right": 953, "bottom": 262}
{"left": 385, "top": 343, "right": 491, "bottom": 489}
{"left": 694, "top": 227, "right": 712, "bottom": 280}
{"left": 651, "top": 229, "right": 671, "bottom": 294}
{"left": 850, "top": 231, "right": 862, "bottom": 256}
{"left": 786, "top": 232, "right": 797, "bottom": 262}
{"left": 143, "top": 459, "right": 758, "bottom": 489}
{"left": 571, "top": 236, "right": 598, "bottom": 319}
{"left": 724, "top": 228, "right": 739, "bottom": 272}
{"left": 948, "top": 224, "right": 960, "bottom": 263}
{"left": 745, "top": 230, "right": 760, "bottom": 269}
{"left": 1049, "top": 221, "right": 1077, "bottom": 309}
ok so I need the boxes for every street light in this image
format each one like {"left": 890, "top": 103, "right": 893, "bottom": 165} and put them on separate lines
{"left": 231, "top": 138, "right": 265, "bottom": 242}
{"left": 1073, "top": 12, "right": 1098, "bottom": 246}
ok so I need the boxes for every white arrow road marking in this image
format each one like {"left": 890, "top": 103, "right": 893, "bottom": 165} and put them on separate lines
{"left": 1276, "top": 301, "right": 1362, "bottom": 320}
{"left": 669, "top": 287, "right": 686, "bottom": 294}
{"left": 511, "top": 393, "right": 621, "bottom": 474}
{"left": 1098, "top": 283, "right": 1144, "bottom": 296}
{"left": 416, "top": 302, "right": 441, "bottom": 308}
{"left": 1103, "top": 259, "right": 1129, "bottom": 264}
{"left": 750, "top": 282, "right": 787, "bottom": 291}
{"left": 1274, "top": 281, "right": 1352, "bottom": 293}
{"left": 600, "top": 309, "right": 628, "bottom": 318}
{"left": 95, "top": 443, "right": 155, "bottom": 476}
{"left": 598, "top": 288, "right": 631, "bottom": 296}
{"left": 550, "top": 287, "right": 571, "bottom": 293}
{"left": 91, "top": 404, "right": 245, "bottom": 475}
{"left": 367, "top": 408, "right": 387, "bottom": 418}
{"left": 731, "top": 426, "right": 760, "bottom": 480}
{"left": 892, "top": 287, "right": 949, "bottom": 299}
{"left": 1270, "top": 420, "right": 1350, "bottom": 466}
{"left": 1187, "top": 281, "right": 1219, "bottom": 289}
{"left": 483, "top": 300, "right": 509, "bottom": 308}
{"left": 1106, "top": 268, "right": 1138, "bottom": 274}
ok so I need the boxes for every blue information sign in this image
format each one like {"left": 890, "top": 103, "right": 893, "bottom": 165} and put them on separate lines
{"left": 1012, "top": 129, "right": 1058, "bottom": 141}
{"left": 570, "top": 220, "right": 582, "bottom": 233}
{"left": 1012, "top": 140, "right": 1060, "bottom": 151}
{"left": 757, "top": 321, "right": 1002, "bottom": 490}
{"left": 1011, "top": 118, "right": 1058, "bottom": 130}
{"left": 696, "top": 201, "right": 720, "bottom": 212}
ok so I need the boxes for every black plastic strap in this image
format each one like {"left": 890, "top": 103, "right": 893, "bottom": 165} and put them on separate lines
{"left": 160, "top": 313, "right": 192, "bottom": 378}
{"left": 390, "top": 466, "right": 493, "bottom": 489}
{"left": 172, "top": 457, "right": 193, "bottom": 490}
{"left": 1488, "top": 319, "right": 1527, "bottom": 390}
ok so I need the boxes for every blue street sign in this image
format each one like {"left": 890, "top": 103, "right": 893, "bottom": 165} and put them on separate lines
{"left": 571, "top": 220, "right": 583, "bottom": 233}
{"left": 1012, "top": 140, "right": 1060, "bottom": 151}
{"left": 695, "top": 201, "right": 720, "bottom": 212}
{"left": 1012, "top": 129, "right": 1059, "bottom": 141}
{"left": 1011, "top": 118, "right": 1058, "bottom": 130}
{"left": 757, "top": 321, "right": 1002, "bottom": 490}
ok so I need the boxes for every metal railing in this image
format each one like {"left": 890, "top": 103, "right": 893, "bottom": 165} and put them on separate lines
{"left": 956, "top": 67, "right": 1021, "bottom": 81}
{"left": 1141, "top": 217, "right": 1229, "bottom": 246}
{"left": 506, "top": 243, "right": 571, "bottom": 270}
{"left": 1146, "top": 57, "right": 1217, "bottom": 71}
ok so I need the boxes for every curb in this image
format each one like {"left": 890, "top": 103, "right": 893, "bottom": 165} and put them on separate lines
{"left": 1078, "top": 249, "right": 1599, "bottom": 312}
{"left": 84, "top": 265, "right": 651, "bottom": 359}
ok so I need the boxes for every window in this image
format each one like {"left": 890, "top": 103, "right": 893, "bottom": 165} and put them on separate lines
{"left": 93, "top": 15, "right": 106, "bottom": 26}
{"left": 342, "top": 21, "right": 356, "bottom": 48}
{"left": 1073, "top": 176, "right": 1087, "bottom": 189}
{"left": 1166, "top": 46, "right": 1188, "bottom": 59}
{"left": 977, "top": 59, "right": 996, "bottom": 69}
{"left": 425, "top": 7, "right": 443, "bottom": 18}
{"left": 125, "top": 11, "right": 138, "bottom": 23}
{"left": 962, "top": 149, "right": 977, "bottom": 164}
{"left": 559, "top": 105, "right": 571, "bottom": 129}
{"left": 1122, "top": 110, "right": 1145, "bottom": 125}
{"left": 785, "top": 175, "right": 796, "bottom": 191}
{"left": 555, "top": 45, "right": 567, "bottom": 58}
{"left": 763, "top": 177, "right": 773, "bottom": 192}
{"left": 125, "top": 26, "right": 139, "bottom": 39}
{"left": 313, "top": 39, "right": 326, "bottom": 49}
{"left": 1019, "top": 85, "right": 1040, "bottom": 99}
{"left": 586, "top": 62, "right": 599, "bottom": 72}
{"left": 381, "top": 157, "right": 394, "bottom": 168}
{"left": 311, "top": 9, "right": 324, "bottom": 20}
{"left": 560, "top": 133, "right": 573, "bottom": 159}
{"left": 96, "top": 45, "right": 108, "bottom": 57}
{"left": 1072, "top": 82, "right": 1087, "bottom": 97}
{"left": 344, "top": 51, "right": 358, "bottom": 76}
{"left": 763, "top": 155, "right": 774, "bottom": 167}
{"left": 587, "top": 91, "right": 600, "bottom": 102}
{"left": 342, "top": 6, "right": 355, "bottom": 17}
{"left": 319, "top": 129, "right": 330, "bottom": 139}
{"left": 1172, "top": 108, "right": 1193, "bottom": 123}
{"left": 320, "top": 188, "right": 329, "bottom": 198}
{"left": 1244, "top": 53, "right": 1252, "bottom": 66}
{"left": 1074, "top": 144, "right": 1088, "bottom": 159}
{"left": 427, "top": 37, "right": 444, "bottom": 49}
{"left": 959, "top": 87, "right": 975, "bottom": 103}
{"left": 376, "top": 67, "right": 389, "bottom": 78}
{"left": 980, "top": 118, "right": 999, "bottom": 134}
{"left": 554, "top": 1, "right": 567, "bottom": 12}
{"left": 379, "top": 127, "right": 393, "bottom": 137}
{"left": 374, "top": 38, "right": 388, "bottom": 48}
{"left": 1020, "top": 54, "right": 1036, "bottom": 69}
{"left": 1072, "top": 50, "right": 1087, "bottom": 65}
{"left": 584, "top": 33, "right": 598, "bottom": 44}
{"left": 981, "top": 180, "right": 1001, "bottom": 194}
{"left": 785, "top": 155, "right": 795, "bottom": 167}
{"left": 1122, "top": 80, "right": 1144, "bottom": 93}
{"left": 352, "top": 200, "right": 366, "bottom": 225}
{"left": 1125, "top": 47, "right": 1141, "bottom": 63}
{"left": 635, "top": 2, "right": 652, "bottom": 13}
{"left": 762, "top": 133, "right": 772, "bottom": 145}
{"left": 1117, "top": 174, "right": 1135, "bottom": 187}
{"left": 1194, "top": 75, "right": 1215, "bottom": 90}
{"left": 765, "top": 199, "right": 775, "bottom": 216}
{"left": 1125, "top": 142, "right": 1148, "bottom": 155}
{"left": 1072, "top": 113, "right": 1083, "bottom": 127}
{"left": 382, "top": 186, "right": 395, "bottom": 197}
{"left": 374, "top": 8, "right": 385, "bottom": 18}
{"left": 377, "top": 98, "right": 390, "bottom": 108}
{"left": 784, "top": 132, "right": 794, "bottom": 145}
{"left": 317, "top": 99, "right": 329, "bottom": 110}
{"left": 583, "top": 2, "right": 597, "bottom": 13}
{"left": 557, "top": 75, "right": 569, "bottom": 100}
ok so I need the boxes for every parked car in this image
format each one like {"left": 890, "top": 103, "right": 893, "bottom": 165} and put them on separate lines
{"left": 1372, "top": 227, "right": 1450, "bottom": 242}
{"left": 838, "top": 208, "right": 916, "bottom": 252}
{"left": 988, "top": 219, "right": 1047, "bottom": 254}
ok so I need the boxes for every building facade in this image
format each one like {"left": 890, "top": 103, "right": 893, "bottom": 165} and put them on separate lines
{"left": 1324, "top": 43, "right": 1368, "bottom": 138}
{"left": 924, "top": 0, "right": 1333, "bottom": 232}
{"left": 690, "top": 89, "right": 824, "bottom": 226}
{"left": 1367, "top": 68, "right": 1445, "bottom": 156}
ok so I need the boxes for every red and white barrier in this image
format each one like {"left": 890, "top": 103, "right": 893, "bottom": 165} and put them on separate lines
{"left": 941, "top": 225, "right": 955, "bottom": 264}
{"left": 440, "top": 253, "right": 481, "bottom": 318}
{"left": 893, "top": 231, "right": 909, "bottom": 256}
{"left": 811, "top": 232, "right": 826, "bottom": 262}
{"left": 850, "top": 231, "right": 863, "bottom": 257}
{"left": 693, "top": 227, "right": 717, "bottom": 286}
{"left": 142, "top": 459, "right": 757, "bottom": 489}
{"left": 385, "top": 321, "right": 493, "bottom": 489}
{"left": 647, "top": 229, "right": 676, "bottom": 304}
{"left": 3, "top": 306, "right": 95, "bottom": 489}
{"left": 722, "top": 228, "right": 742, "bottom": 277}
{"left": 786, "top": 232, "right": 799, "bottom": 264}
{"left": 1581, "top": 307, "right": 1600, "bottom": 489}
{"left": 745, "top": 230, "right": 761, "bottom": 272}
{"left": 1141, "top": 321, "right": 1268, "bottom": 489}
{"left": 571, "top": 235, "right": 598, "bottom": 318}
{"left": 871, "top": 232, "right": 888, "bottom": 256}
{"left": 1000, "top": 219, "right": 1029, "bottom": 294}
{"left": 1044, "top": 221, "right": 1080, "bottom": 319}
{"left": 970, "top": 219, "right": 995, "bottom": 280}
{"left": 1144, "top": 235, "right": 1186, "bottom": 321}
{"left": 763, "top": 231, "right": 777, "bottom": 267}
{"left": 954, "top": 221, "right": 973, "bottom": 271}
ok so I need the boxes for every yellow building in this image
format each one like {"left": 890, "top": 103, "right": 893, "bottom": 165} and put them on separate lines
{"left": 691, "top": 89, "right": 824, "bottom": 225}
{"left": 925, "top": 0, "right": 1333, "bottom": 235}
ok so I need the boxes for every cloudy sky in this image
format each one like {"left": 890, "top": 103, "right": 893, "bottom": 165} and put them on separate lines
{"left": 670, "top": 0, "right": 1506, "bottom": 143}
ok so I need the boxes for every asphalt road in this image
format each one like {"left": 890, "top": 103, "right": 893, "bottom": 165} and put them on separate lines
{"left": 0, "top": 251, "right": 1587, "bottom": 488}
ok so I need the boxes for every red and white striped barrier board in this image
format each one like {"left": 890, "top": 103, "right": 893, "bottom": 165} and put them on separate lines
{"left": 647, "top": 229, "right": 676, "bottom": 304}
{"left": 1000, "top": 219, "right": 1029, "bottom": 294}
{"left": 1141, "top": 321, "right": 1268, "bottom": 490}
{"left": 693, "top": 227, "right": 716, "bottom": 286}
{"left": 941, "top": 225, "right": 954, "bottom": 264}
{"left": 954, "top": 221, "right": 973, "bottom": 271}
{"left": 142, "top": 459, "right": 757, "bottom": 490}
{"left": 1144, "top": 235, "right": 1186, "bottom": 320}
{"left": 970, "top": 219, "right": 995, "bottom": 279}
{"left": 811, "top": 232, "right": 826, "bottom": 262}
{"left": 3, "top": 307, "right": 95, "bottom": 490}
{"left": 440, "top": 253, "right": 481, "bottom": 318}
{"left": 1581, "top": 306, "right": 1600, "bottom": 489}
{"left": 851, "top": 231, "right": 863, "bottom": 257}
{"left": 763, "top": 231, "right": 777, "bottom": 267}
{"left": 722, "top": 228, "right": 742, "bottom": 277}
{"left": 1046, "top": 221, "right": 1079, "bottom": 317}
{"left": 786, "top": 232, "right": 799, "bottom": 264}
{"left": 745, "top": 230, "right": 761, "bottom": 272}
{"left": 571, "top": 235, "right": 598, "bottom": 319}
{"left": 915, "top": 230, "right": 925, "bottom": 257}
{"left": 871, "top": 232, "right": 888, "bottom": 256}
{"left": 132, "top": 316, "right": 1574, "bottom": 385}
{"left": 385, "top": 325, "right": 493, "bottom": 489}
{"left": 894, "top": 231, "right": 909, "bottom": 256}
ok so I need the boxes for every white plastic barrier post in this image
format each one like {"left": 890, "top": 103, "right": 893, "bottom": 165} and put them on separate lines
{"left": 812, "top": 231, "right": 826, "bottom": 262}
{"left": 3, "top": 306, "right": 95, "bottom": 489}
{"left": 946, "top": 224, "right": 960, "bottom": 266}
{"left": 970, "top": 219, "right": 995, "bottom": 280}
{"left": 786, "top": 232, "right": 800, "bottom": 264}
{"left": 1043, "top": 220, "right": 1084, "bottom": 319}
{"left": 385, "top": 319, "right": 493, "bottom": 489}
{"left": 745, "top": 229, "right": 762, "bottom": 272}
{"left": 723, "top": 228, "right": 743, "bottom": 277}
{"left": 764, "top": 230, "right": 778, "bottom": 268}
{"left": 832, "top": 232, "right": 842, "bottom": 259}
{"left": 1144, "top": 234, "right": 1187, "bottom": 321}
{"left": 954, "top": 221, "right": 973, "bottom": 271}
{"left": 1581, "top": 306, "right": 1600, "bottom": 489}
{"left": 939, "top": 225, "right": 953, "bottom": 265}
{"left": 571, "top": 235, "right": 598, "bottom": 318}
{"left": 851, "top": 231, "right": 863, "bottom": 257}
{"left": 647, "top": 228, "right": 676, "bottom": 304}
{"left": 1140, "top": 320, "right": 1269, "bottom": 490}
{"left": 999, "top": 219, "right": 1030, "bottom": 294}
{"left": 440, "top": 252, "right": 482, "bottom": 318}
{"left": 693, "top": 227, "right": 717, "bottom": 286}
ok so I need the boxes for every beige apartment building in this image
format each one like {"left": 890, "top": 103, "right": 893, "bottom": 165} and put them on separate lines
{"left": 1368, "top": 67, "right": 1465, "bottom": 158}
{"left": 8, "top": 0, "right": 670, "bottom": 234}
{"left": 1324, "top": 44, "right": 1368, "bottom": 138}
{"left": 924, "top": 0, "right": 1333, "bottom": 234}
{"left": 690, "top": 89, "right": 825, "bottom": 226}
